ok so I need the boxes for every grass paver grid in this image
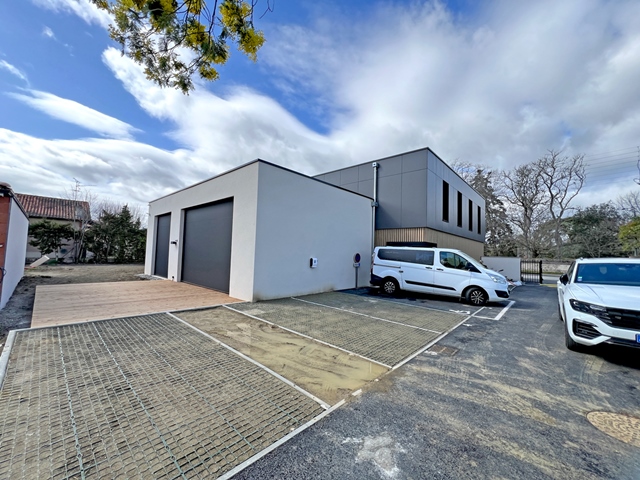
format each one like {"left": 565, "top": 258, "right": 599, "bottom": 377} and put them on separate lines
{"left": 232, "top": 296, "right": 465, "bottom": 366}
{"left": 297, "top": 292, "right": 467, "bottom": 332}
{"left": 0, "top": 314, "right": 324, "bottom": 479}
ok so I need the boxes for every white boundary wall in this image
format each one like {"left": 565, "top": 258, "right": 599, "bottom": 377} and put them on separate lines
{"left": 481, "top": 256, "right": 521, "bottom": 282}
{"left": 1, "top": 199, "right": 29, "bottom": 309}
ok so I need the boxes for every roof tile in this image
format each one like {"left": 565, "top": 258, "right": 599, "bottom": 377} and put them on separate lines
{"left": 15, "top": 193, "right": 91, "bottom": 221}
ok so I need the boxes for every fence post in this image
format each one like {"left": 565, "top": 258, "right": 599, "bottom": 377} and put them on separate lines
{"left": 538, "top": 260, "right": 543, "bottom": 284}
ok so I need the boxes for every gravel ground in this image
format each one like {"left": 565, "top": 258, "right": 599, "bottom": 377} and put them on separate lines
{"left": 0, "top": 264, "right": 144, "bottom": 353}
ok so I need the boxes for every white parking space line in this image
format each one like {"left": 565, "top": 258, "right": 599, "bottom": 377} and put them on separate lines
{"left": 291, "top": 297, "right": 443, "bottom": 335}
{"left": 363, "top": 295, "right": 475, "bottom": 316}
{"left": 223, "top": 305, "right": 393, "bottom": 369}
{"left": 168, "top": 312, "right": 332, "bottom": 410}
{"left": 494, "top": 301, "right": 516, "bottom": 320}
{"left": 391, "top": 314, "right": 473, "bottom": 371}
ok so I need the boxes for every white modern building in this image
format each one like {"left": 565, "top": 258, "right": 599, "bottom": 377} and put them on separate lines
{"left": 145, "top": 160, "right": 373, "bottom": 302}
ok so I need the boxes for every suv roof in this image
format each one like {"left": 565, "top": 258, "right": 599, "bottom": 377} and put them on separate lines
{"left": 574, "top": 258, "right": 640, "bottom": 264}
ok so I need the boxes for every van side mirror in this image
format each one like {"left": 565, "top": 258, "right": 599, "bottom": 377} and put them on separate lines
{"left": 559, "top": 274, "right": 568, "bottom": 285}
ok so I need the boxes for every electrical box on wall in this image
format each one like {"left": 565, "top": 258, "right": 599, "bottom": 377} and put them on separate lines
{"left": 309, "top": 257, "right": 318, "bottom": 268}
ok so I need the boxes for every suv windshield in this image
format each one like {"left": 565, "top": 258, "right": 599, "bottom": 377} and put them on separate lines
{"left": 575, "top": 263, "right": 640, "bottom": 287}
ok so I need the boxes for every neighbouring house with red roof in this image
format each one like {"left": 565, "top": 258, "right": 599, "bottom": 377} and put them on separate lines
{"left": 15, "top": 193, "right": 91, "bottom": 263}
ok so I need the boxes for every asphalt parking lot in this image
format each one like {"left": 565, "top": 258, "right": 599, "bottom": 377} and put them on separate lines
{"left": 1, "top": 285, "right": 638, "bottom": 479}
{"left": 236, "top": 286, "right": 640, "bottom": 480}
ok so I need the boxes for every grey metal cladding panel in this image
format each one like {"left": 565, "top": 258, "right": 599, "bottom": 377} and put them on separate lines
{"left": 400, "top": 171, "right": 427, "bottom": 227}
{"left": 314, "top": 174, "right": 327, "bottom": 182}
{"left": 358, "top": 179, "right": 374, "bottom": 197}
{"left": 340, "top": 166, "right": 359, "bottom": 184}
{"left": 341, "top": 183, "right": 360, "bottom": 194}
{"left": 402, "top": 151, "right": 428, "bottom": 173}
{"left": 377, "top": 156, "right": 403, "bottom": 177}
{"left": 358, "top": 164, "right": 374, "bottom": 181}
{"left": 425, "top": 172, "right": 439, "bottom": 226}
{"left": 182, "top": 199, "right": 233, "bottom": 293}
{"left": 324, "top": 171, "right": 342, "bottom": 186}
{"left": 154, "top": 213, "right": 171, "bottom": 277}
{"left": 376, "top": 174, "right": 402, "bottom": 229}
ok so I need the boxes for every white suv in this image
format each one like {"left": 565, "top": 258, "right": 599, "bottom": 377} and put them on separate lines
{"left": 370, "top": 247, "right": 509, "bottom": 306}
{"left": 557, "top": 258, "right": 640, "bottom": 351}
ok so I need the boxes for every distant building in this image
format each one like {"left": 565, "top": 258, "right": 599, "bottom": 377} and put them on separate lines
{"left": 0, "top": 184, "right": 29, "bottom": 309}
{"left": 15, "top": 193, "right": 91, "bottom": 263}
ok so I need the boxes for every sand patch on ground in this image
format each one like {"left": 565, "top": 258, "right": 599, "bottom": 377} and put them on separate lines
{"left": 176, "top": 307, "right": 388, "bottom": 405}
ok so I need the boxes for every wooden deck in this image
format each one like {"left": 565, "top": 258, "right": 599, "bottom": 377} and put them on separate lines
{"left": 31, "top": 281, "right": 241, "bottom": 328}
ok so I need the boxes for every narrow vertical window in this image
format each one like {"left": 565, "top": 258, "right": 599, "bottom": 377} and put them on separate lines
{"left": 457, "top": 191, "right": 463, "bottom": 227}
{"left": 468, "top": 200, "right": 473, "bottom": 231}
{"left": 477, "top": 206, "right": 481, "bottom": 234}
{"left": 442, "top": 181, "right": 449, "bottom": 222}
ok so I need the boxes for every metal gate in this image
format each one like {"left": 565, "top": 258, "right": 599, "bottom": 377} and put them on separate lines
{"left": 520, "top": 259, "right": 543, "bottom": 283}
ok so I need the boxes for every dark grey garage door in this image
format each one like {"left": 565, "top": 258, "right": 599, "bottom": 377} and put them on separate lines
{"left": 154, "top": 213, "right": 171, "bottom": 277}
{"left": 182, "top": 199, "right": 233, "bottom": 293}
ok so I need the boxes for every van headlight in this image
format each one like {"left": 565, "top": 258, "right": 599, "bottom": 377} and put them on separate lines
{"left": 488, "top": 274, "right": 507, "bottom": 284}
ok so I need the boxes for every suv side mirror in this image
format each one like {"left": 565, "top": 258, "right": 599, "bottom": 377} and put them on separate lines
{"left": 559, "top": 274, "right": 568, "bottom": 285}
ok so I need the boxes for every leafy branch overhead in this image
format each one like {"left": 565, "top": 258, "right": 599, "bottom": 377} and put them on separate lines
{"left": 92, "top": 0, "right": 267, "bottom": 93}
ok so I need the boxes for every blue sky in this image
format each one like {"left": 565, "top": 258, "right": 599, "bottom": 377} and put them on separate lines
{"left": 1, "top": 0, "right": 639, "bottom": 214}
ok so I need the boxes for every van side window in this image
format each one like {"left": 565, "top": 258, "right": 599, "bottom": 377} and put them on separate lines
{"left": 415, "top": 251, "right": 434, "bottom": 265}
{"left": 378, "top": 249, "right": 434, "bottom": 265}
{"left": 439, "top": 252, "right": 467, "bottom": 269}
{"left": 378, "top": 249, "right": 408, "bottom": 262}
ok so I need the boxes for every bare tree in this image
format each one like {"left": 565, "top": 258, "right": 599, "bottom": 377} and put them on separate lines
{"left": 499, "top": 163, "right": 550, "bottom": 258}
{"left": 615, "top": 190, "right": 640, "bottom": 220}
{"left": 536, "top": 150, "right": 586, "bottom": 259}
{"left": 64, "top": 180, "right": 95, "bottom": 263}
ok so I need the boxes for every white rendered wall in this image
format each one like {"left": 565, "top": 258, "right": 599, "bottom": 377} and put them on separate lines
{"left": 145, "top": 163, "right": 260, "bottom": 301}
{"left": 481, "top": 256, "right": 521, "bottom": 282}
{"left": 252, "top": 162, "right": 372, "bottom": 301}
{"left": 1, "top": 200, "right": 29, "bottom": 309}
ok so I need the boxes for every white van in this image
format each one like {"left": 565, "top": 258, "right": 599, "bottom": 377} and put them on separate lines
{"left": 370, "top": 247, "right": 509, "bottom": 306}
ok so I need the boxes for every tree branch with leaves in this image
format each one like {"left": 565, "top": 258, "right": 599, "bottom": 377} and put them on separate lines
{"left": 92, "top": 0, "right": 268, "bottom": 93}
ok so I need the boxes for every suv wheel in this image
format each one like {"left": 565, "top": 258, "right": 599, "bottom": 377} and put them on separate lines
{"left": 564, "top": 319, "right": 585, "bottom": 352}
{"left": 382, "top": 278, "right": 399, "bottom": 296}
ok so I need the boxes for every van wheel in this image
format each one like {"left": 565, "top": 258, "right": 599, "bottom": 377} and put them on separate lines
{"left": 382, "top": 278, "right": 400, "bottom": 296}
{"left": 465, "top": 287, "right": 487, "bottom": 306}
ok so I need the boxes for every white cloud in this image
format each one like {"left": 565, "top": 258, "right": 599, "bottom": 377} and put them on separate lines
{"left": 32, "top": 0, "right": 111, "bottom": 28}
{"left": 0, "top": 128, "right": 193, "bottom": 209}
{"left": 42, "top": 26, "right": 56, "bottom": 39}
{"left": 0, "top": 60, "right": 29, "bottom": 84}
{"left": 5, "top": 0, "right": 640, "bottom": 213}
{"left": 262, "top": 0, "right": 640, "bottom": 183}
{"left": 8, "top": 90, "right": 140, "bottom": 139}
